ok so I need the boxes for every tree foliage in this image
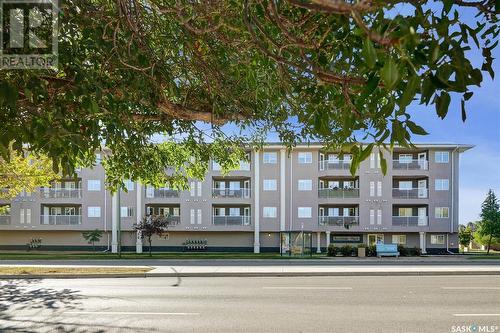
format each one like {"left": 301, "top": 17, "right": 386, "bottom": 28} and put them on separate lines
{"left": 0, "top": 143, "right": 59, "bottom": 200}
{"left": 477, "top": 190, "right": 500, "bottom": 254}
{"left": 458, "top": 224, "right": 473, "bottom": 252}
{"left": 0, "top": 0, "right": 497, "bottom": 189}
{"left": 134, "top": 215, "right": 170, "bottom": 256}
{"left": 82, "top": 229, "right": 104, "bottom": 251}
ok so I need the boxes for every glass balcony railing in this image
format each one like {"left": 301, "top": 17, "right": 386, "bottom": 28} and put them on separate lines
{"left": 0, "top": 215, "right": 11, "bottom": 225}
{"left": 212, "top": 188, "right": 251, "bottom": 198}
{"left": 40, "top": 188, "right": 82, "bottom": 199}
{"left": 40, "top": 215, "right": 82, "bottom": 225}
{"left": 212, "top": 215, "right": 251, "bottom": 226}
{"left": 318, "top": 216, "right": 359, "bottom": 227}
{"left": 392, "top": 188, "right": 428, "bottom": 199}
{"left": 145, "top": 188, "right": 179, "bottom": 198}
{"left": 319, "top": 161, "right": 352, "bottom": 171}
{"left": 392, "top": 216, "right": 428, "bottom": 227}
{"left": 318, "top": 188, "right": 359, "bottom": 199}
{"left": 392, "top": 159, "right": 428, "bottom": 170}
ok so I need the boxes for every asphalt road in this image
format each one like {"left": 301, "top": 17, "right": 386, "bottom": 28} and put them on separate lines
{"left": 1, "top": 276, "right": 499, "bottom": 333}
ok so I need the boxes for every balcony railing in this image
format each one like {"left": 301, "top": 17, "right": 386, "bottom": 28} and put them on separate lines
{"left": 392, "top": 159, "right": 428, "bottom": 170}
{"left": 146, "top": 188, "right": 179, "bottom": 198}
{"left": 319, "top": 161, "right": 352, "bottom": 171}
{"left": 392, "top": 188, "right": 428, "bottom": 199}
{"left": 166, "top": 216, "right": 180, "bottom": 225}
{"left": 318, "top": 188, "right": 359, "bottom": 199}
{"left": 0, "top": 215, "right": 11, "bottom": 225}
{"left": 212, "top": 215, "right": 251, "bottom": 226}
{"left": 318, "top": 216, "right": 359, "bottom": 227}
{"left": 40, "top": 188, "right": 82, "bottom": 199}
{"left": 213, "top": 161, "right": 250, "bottom": 171}
{"left": 40, "top": 215, "right": 82, "bottom": 225}
{"left": 212, "top": 188, "right": 251, "bottom": 198}
{"left": 392, "top": 216, "right": 428, "bottom": 227}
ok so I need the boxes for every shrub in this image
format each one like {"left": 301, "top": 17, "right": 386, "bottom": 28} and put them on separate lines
{"left": 397, "top": 245, "right": 408, "bottom": 256}
{"left": 339, "top": 245, "right": 353, "bottom": 256}
{"left": 408, "top": 247, "right": 422, "bottom": 256}
{"left": 366, "top": 244, "right": 376, "bottom": 257}
{"left": 327, "top": 245, "right": 338, "bottom": 257}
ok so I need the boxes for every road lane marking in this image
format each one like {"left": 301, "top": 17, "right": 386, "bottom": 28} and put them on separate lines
{"left": 453, "top": 314, "right": 500, "bottom": 317}
{"left": 442, "top": 287, "right": 500, "bottom": 290}
{"left": 262, "top": 287, "right": 352, "bottom": 290}
{"left": 64, "top": 311, "right": 199, "bottom": 316}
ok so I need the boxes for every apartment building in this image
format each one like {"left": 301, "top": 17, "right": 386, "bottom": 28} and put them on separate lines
{"left": 0, "top": 143, "right": 472, "bottom": 254}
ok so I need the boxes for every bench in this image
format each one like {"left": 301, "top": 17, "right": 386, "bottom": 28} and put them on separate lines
{"left": 376, "top": 244, "right": 399, "bottom": 258}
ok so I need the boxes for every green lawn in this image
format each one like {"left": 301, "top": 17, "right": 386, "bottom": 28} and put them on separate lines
{"left": 0, "top": 251, "right": 326, "bottom": 260}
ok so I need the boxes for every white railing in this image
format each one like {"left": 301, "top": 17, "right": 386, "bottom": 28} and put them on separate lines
{"left": 40, "top": 215, "right": 82, "bottom": 225}
{"left": 212, "top": 188, "right": 251, "bottom": 198}
{"left": 318, "top": 216, "right": 359, "bottom": 227}
{"left": 392, "top": 188, "right": 428, "bottom": 199}
{"left": 318, "top": 188, "right": 359, "bottom": 199}
{"left": 212, "top": 215, "right": 251, "bottom": 226}
{"left": 0, "top": 215, "right": 11, "bottom": 225}
{"left": 319, "top": 160, "right": 352, "bottom": 171}
{"left": 40, "top": 188, "right": 82, "bottom": 199}
{"left": 392, "top": 216, "right": 428, "bottom": 227}
{"left": 392, "top": 159, "right": 428, "bottom": 170}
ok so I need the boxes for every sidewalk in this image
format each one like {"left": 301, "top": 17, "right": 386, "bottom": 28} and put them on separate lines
{"left": 1, "top": 259, "right": 500, "bottom": 279}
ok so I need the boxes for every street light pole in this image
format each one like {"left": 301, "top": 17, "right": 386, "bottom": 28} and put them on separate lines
{"left": 116, "top": 188, "right": 121, "bottom": 258}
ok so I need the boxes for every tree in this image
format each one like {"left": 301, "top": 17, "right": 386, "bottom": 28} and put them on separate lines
{"left": 82, "top": 229, "right": 104, "bottom": 252}
{"left": 134, "top": 215, "right": 170, "bottom": 256}
{"left": 0, "top": 142, "right": 58, "bottom": 201}
{"left": 477, "top": 190, "right": 500, "bottom": 254}
{"left": 0, "top": 1, "right": 497, "bottom": 189}
{"left": 458, "top": 224, "right": 473, "bottom": 253}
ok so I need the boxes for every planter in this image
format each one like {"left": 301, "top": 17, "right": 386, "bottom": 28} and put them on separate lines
{"left": 357, "top": 247, "right": 366, "bottom": 257}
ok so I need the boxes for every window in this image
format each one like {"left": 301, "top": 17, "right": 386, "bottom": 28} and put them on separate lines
{"left": 435, "top": 151, "right": 449, "bottom": 163}
{"left": 263, "top": 207, "right": 277, "bottom": 218}
{"left": 399, "top": 208, "right": 413, "bottom": 217}
{"left": 190, "top": 181, "right": 196, "bottom": 196}
{"left": 370, "top": 209, "right": 375, "bottom": 225}
{"left": 298, "top": 179, "right": 312, "bottom": 191}
{"left": 298, "top": 207, "right": 312, "bottom": 218}
{"left": 392, "top": 235, "right": 407, "bottom": 245}
{"left": 263, "top": 152, "right": 277, "bottom": 164}
{"left": 369, "top": 181, "right": 375, "bottom": 197}
{"left": 197, "top": 181, "right": 202, "bottom": 197}
{"left": 197, "top": 209, "right": 202, "bottom": 224}
{"left": 87, "top": 180, "right": 101, "bottom": 191}
{"left": 124, "top": 179, "right": 134, "bottom": 191}
{"left": 435, "top": 179, "right": 449, "bottom": 191}
{"left": 212, "top": 161, "right": 221, "bottom": 171}
{"left": 190, "top": 209, "right": 195, "bottom": 224}
{"left": 88, "top": 206, "right": 101, "bottom": 218}
{"left": 120, "top": 207, "right": 134, "bottom": 218}
{"left": 399, "top": 181, "right": 412, "bottom": 190}
{"left": 435, "top": 207, "right": 449, "bottom": 218}
{"left": 399, "top": 154, "right": 413, "bottom": 164}
{"left": 263, "top": 179, "right": 277, "bottom": 191}
{"left": 20, "top": 208, "right": 31, "bottom": 224}
{"left": 370, "top": 153, "right": 376, "bottom": 168}
{"left": 377, "top": 181, "right": 382, "bottom": 197}
{"left": 26, "top": 208, "right": 31, "bottom": 224}
{"left": 298, "top": 152, "right": 312, "bottom": 164}
{"left": 431, "top": 234, "right": 445, "bottom": 245}
{"left": 377, "top": 209, "right": 382, "bottom": 225}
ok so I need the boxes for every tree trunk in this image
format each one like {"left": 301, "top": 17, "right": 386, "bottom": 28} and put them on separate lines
{"left": 148, "top": 238, "right": 152, "bottom": 257}
{"left": 92, "top": 241, "right": 95, "bottom": 252}
{"left": 487, "top": 234, "right": 493, "bottom": 255}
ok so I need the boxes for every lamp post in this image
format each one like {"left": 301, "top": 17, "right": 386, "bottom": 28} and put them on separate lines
{"left": 116, "top": 187, "right": 122, "bottom": 258}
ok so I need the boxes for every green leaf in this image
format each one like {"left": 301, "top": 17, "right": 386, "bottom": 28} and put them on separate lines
{"left": 406, "top": 120, "right": 428, "bottom": 135}
{"left": 461, "top": 99, "right": 466, "bottom": 122}
{"left": 378, "top": 150, "right": 387, "bottom": 175}
{"left": 399, "top": 75, "right": 420, "bottom": 109}
{"left": 435, "top": 91, "right": 451, "bottom": 119}
{"left": 362, "top": 38, "right": 377, "bottom": 69}
{"left": 380, "top": 58, "right": 400, "bottom": 90}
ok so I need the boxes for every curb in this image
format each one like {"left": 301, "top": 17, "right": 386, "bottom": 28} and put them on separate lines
{"left": 1, "top": 271, "right": 500, "bottom": 279}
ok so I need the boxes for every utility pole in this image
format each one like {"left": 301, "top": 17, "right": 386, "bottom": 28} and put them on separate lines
{"left": 116, "top": 188, "right": 122, "bottom": 258}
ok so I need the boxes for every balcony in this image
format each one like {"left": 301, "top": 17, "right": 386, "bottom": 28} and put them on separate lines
{"left": 165, "top": 215, "right": 180, "bottom": 225}
{"left": 392, "top": 188, "right": 428, "bottom": 199}
{"left": 392, "top": 159, "right": 428, "bottom": 170}
{"left": 318, "top": 188, "right": 359, "bottom": 199}
{"left": 318, "top": 216, "right": 359, "bottom": 227}
{"left": 0, "top": 215, "right": 11, "bottom": 225}
{"left": 212, "top": 215, "right": 251, "bottom": 226}
{"left": 40, "top": 188, "right": 82, "bottom": 199}
{"left": 392, "top": 216, "right": 428, "bottom": 227}
{"left": 319, "top": 160, "right": 351, "bottom": 171}
{"left": 146, "top": 188, "right": 179, "bottom": 198}
{"left": 40, "top": 215, "right": 82, "bottom": 225}
{"left": 212, "top": 188, "right": 251, "bottom": 198}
